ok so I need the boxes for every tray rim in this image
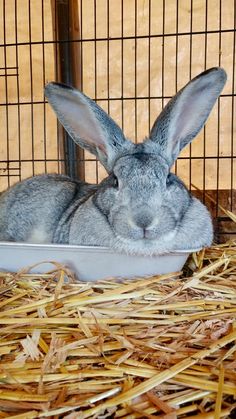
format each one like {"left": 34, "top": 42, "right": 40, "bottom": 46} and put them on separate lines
{"left": 0, "top": 241, "right": 202, "bottom": 255}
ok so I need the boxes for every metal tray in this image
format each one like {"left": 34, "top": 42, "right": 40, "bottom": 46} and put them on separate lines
{"left": 0, "top": 242, "right": 200, "bottom": 281}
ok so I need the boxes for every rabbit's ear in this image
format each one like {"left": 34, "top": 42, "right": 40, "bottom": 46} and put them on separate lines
{"left": 45, "top": 83, "right": 130, "bottom": 172}
{"left": 149, "top": 68, "right": 227, "bottom": 165}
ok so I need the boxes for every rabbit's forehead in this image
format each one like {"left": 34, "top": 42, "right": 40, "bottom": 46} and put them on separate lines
{"left": 114, "top": 153, "right": 168, "bottom": 180}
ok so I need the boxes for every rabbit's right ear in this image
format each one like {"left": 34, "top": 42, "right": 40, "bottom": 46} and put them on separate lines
{"left": 45, "top": 83, "right": 132, "bottom": 172}
{"left": 149, "top": 67, "right": 227, "bottom": 165}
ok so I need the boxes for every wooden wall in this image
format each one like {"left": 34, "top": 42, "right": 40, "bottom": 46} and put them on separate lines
{"left": 0, "top": 0, "right": 235, "bottom": 196}
{"left": 0, "top": 0, "right": 58, "bottom": 191}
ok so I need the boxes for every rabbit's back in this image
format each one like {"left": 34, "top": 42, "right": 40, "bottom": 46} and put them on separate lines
{"left": 0, "top": 174, "right": 90, "bottom": 243}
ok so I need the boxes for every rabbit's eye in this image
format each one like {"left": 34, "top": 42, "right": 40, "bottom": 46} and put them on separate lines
{"left": 113, "top": 175, "right": 119, "bottom": 189}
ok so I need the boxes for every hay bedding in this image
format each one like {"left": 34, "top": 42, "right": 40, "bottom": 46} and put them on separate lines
{"left": 0, "top": 243, "right": 235, "bottom": 418}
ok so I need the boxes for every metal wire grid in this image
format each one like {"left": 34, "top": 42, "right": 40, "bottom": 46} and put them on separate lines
{"left": 0, "top": 0, "right": 235, "bottom": 234}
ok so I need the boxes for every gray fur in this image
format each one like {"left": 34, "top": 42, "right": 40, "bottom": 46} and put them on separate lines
{"left": 0, "top": 68, "right": 227, "bottom": 255}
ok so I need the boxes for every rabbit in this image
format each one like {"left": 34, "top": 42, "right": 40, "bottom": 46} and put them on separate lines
{"left": 0, "top": 67, "right": 227, "bottom": 255}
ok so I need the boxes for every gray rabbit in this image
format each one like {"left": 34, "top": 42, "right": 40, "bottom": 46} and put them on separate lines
{"left": 0, "top": 67, "right": 227, "bottom": 255}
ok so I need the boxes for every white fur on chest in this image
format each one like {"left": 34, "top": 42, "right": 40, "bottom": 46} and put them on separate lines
{"left": 27, "top": 228, "right": 51, "bottom": 244}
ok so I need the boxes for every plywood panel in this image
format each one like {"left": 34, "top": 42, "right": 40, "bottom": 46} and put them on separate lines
{"left": 0, "top": 0, "right": 57, "bottom": 190}
{"left": 109, "top": 40, "right": 122, "bottom": 98}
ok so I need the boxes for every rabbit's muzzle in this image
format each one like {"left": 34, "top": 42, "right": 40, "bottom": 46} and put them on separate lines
{"left": 133, "top": 212, "right": 153, "bottom": 230}
{"left": 121, "top": 201, "right": 177, "bottom": 242}
{"left": 131, "top": 212, "right": 156, "bottom": 239}
{"left": 125, "top": 209, "right": 157, "bottom": 240}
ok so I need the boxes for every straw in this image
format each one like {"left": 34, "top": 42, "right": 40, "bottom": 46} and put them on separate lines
{"left": 0, "top": 240, "right": 235, "bottom": 417}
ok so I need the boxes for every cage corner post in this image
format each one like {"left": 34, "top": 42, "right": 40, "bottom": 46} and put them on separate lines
{"left": 50, "top": 0, "right": 85, "bottom": 181}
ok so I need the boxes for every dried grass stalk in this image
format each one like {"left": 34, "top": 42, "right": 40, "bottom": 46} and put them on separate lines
{"left": 0, "top": 240, "right": 236, "bottom": 418}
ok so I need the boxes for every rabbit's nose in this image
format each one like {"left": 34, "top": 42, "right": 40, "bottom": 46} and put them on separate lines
{"left": 133, "top": 214, "right": 154, "bottom": 230}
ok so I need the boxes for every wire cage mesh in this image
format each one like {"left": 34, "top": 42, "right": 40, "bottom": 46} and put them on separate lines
{"left": 0, "top": 0, "right": 235, "bottom": 240}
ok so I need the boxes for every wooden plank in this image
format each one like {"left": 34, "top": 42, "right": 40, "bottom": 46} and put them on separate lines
{"left": 51, "top": 0, "right": 84, "bottom": 179}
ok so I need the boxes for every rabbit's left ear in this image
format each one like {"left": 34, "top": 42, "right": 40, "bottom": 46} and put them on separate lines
{"left": 45, "top": 83, "right": 132, "bottom": 172}
{"left": 148, "top": 67, "right": 227, "bottom": 165}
